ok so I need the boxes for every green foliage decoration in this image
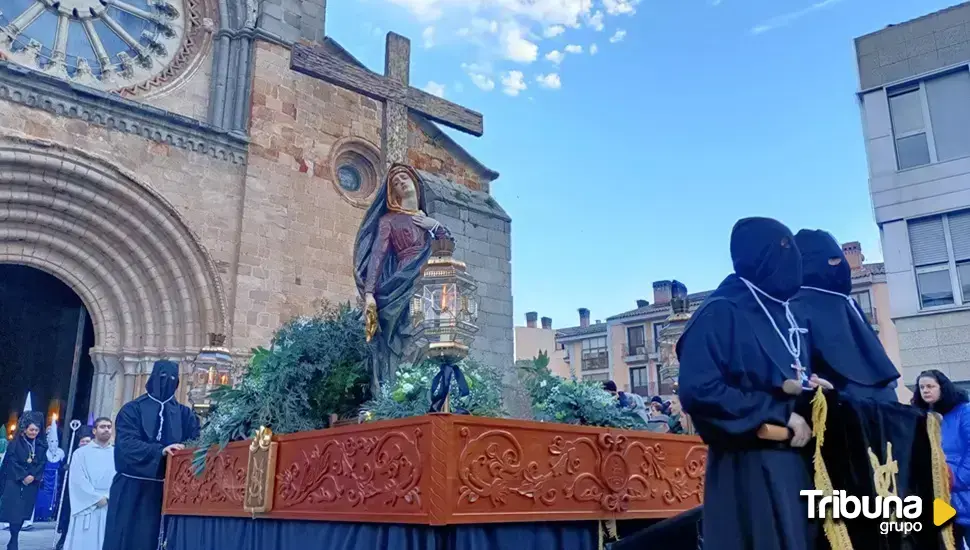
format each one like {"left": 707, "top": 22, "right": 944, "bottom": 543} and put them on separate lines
{"left": 518, "top": 352, "right": 647, "bottom": 430}
{"left": 361, "top": 358, "right": 506, "bottom": 421}
{"left": 191, "top": 303, "right": 371, "bottom": 472}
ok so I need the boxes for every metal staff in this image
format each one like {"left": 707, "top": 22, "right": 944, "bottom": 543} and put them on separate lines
{"left": 54, "top": 419, "right": 82, "bottom": 529}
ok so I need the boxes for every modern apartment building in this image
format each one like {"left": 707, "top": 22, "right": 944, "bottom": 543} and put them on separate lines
{"left": 515, "top": 243, "right": 906, "bottom": 399}
{"left": 854, "top": 2, "right": 970, "bottom": 389}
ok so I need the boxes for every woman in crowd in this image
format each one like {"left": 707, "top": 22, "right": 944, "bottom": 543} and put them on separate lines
{"left": 0, "top": 412, "right": 48, "bottom": 550}
{"left": 912, "top": 369, "right": 970, "bottom": 547}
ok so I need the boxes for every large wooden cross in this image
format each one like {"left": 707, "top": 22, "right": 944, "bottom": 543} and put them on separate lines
{"left": 290, "top": 33, "right": 484, "bottom": 170}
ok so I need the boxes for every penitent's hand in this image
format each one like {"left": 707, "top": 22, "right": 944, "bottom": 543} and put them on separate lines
{"left": 96, "top": 497, "right": 108, "bottom": 508}
{"left": 23, "top": 475, "right": 34, "bottom": 485}
{"left": 788, "top": 412, "right": 811, "bottom": 448}
{"left": 162, "top": 443, "right": 185, "bottom": 456}
{"left": 809, "top": 374, "right": 834, "bottom": 391}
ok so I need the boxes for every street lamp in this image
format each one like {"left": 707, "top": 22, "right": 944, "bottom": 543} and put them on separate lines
{"left": 189, "top": 333, "right": 234, "bottom": 418}
{"left": 410, "top": 237, "right": 479, "bottom": 413}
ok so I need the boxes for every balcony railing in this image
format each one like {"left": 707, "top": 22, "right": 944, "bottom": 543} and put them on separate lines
{"left": 622, "top": 342, "right": 650, "bottom": 361}
{"left": 861, "top": 306, "right": 877, "bottom": 326}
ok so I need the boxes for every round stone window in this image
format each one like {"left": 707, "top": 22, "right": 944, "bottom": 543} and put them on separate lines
{"left": 0, "top": 0, "right": 207, "bottom": 94}
{"left": 337, "top": 164, "right": 362, "bottom": 193}
{"left": 329, "top": 139, "right": 380, "bottom": 208}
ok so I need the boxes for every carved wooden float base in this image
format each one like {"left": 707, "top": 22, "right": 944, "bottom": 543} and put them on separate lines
{"left": 163, "top": 414, "right": 707, "bottom": 525}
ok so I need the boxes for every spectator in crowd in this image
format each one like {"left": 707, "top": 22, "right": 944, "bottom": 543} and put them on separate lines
{"left": 603, "top": 381, "right": 630, "bottom": 408}
{"left": 53, "top": 426, "right": 94, "bottom": 550}
{"left": 0, "top": 412, "right": 47, "bottom": 550}
{"left": 912, "top": 370, "right": 970, "bottom": 548}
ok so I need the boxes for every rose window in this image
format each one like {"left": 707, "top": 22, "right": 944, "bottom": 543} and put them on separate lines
{"left": 0, "top": 0, "right": 187, "bottom": 91}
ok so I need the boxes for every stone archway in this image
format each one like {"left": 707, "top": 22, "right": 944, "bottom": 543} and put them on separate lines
{"left": 0, "top": 135, "right": 228, "bottom": 418}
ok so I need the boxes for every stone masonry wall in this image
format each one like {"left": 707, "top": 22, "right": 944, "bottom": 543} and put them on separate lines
{"left": 419, "top": 172, "right": 519, "bottom": 415}
{"left": 0, "top": 99, "right": 245, "bottom": 287}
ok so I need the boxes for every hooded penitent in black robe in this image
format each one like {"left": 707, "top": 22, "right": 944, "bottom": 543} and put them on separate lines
{"left": 791, "top": 230, "right": 899, "bottom": 402}
{"left": 677, "top": 217, "right": 816, "bottom": 550}
{"left": 103, "top": 361, "right": 200, "bottom": 550}
{"left": 0, "top": 412, "right": 48, "bottom": 524}
{"left": 812, "top": 391, "right": 950, "bottom": 549}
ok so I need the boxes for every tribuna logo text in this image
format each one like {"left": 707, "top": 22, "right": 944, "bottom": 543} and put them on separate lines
{"left": 801, "top": 490, "right": 923, "bottom": 535}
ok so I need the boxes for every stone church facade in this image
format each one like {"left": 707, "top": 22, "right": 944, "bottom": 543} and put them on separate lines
{"left": 0, "top": 0, "right": 513, "bottom": 418}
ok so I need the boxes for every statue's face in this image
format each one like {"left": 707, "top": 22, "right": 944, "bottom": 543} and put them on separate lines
{"left": 391, "top": 171, "right": 417, "bottom": 202}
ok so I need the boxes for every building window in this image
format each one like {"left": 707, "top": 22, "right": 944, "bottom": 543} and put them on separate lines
{"left": 0, "top": 0, "right": 194, "bottom": 92}
{"left": 329, "top": 138, "right": 380, "bottom": 207}
{"left": 851, "top": 290, "right": 875, "bottom": 325}
{"left": 652, "top": 322, "right": 664, "bottom": 352}
{"left": 584, "top": 372, "right": 609, "bottom": 382}
{"left": 908, "top": 210, "right": 970, "bottom": 308}
{"left": 581, "top": 336, "right": 607, "bottom": 371}
{"left": 626, "top": 326, "right": 645, "bottom": 356}
{"left": 337, "top": 165, "right": 362, "bottom": 192}
{"left": 630, "top": 367, "right": 648, "bottom": 396}
{"left": 888, "top": 68, "right": 970, "bottom": 170}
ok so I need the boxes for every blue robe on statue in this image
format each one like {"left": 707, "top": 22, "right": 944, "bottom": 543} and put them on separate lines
{"left": 103, "top": 361, "right": 200, "bottom": 550}
{"left": 677, "top": 217, "right": 816, "bottom": 550}
{"left": 791, "top": 229, "right": 899, "bottom": 402}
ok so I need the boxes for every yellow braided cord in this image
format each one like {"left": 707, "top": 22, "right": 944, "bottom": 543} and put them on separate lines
{"left": 812, "top": 388, "right": 854, "bottom": 550}
{"left": 927, "top": 412, "right": 957, "bottom": 550}
{"left": 598, "top": 520, "right": 604, "bottom": 550}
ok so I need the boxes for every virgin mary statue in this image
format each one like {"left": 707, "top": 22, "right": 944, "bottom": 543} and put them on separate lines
{"left": 354, "top": 163, "right": 451, "bottom": 390}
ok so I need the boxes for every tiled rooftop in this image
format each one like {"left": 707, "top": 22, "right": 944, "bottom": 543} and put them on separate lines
{"left": 606, "top": 291, "right": 715, "bottom": 321}
{"left": 555, "top": 322, "right": 608, "bottom": 339}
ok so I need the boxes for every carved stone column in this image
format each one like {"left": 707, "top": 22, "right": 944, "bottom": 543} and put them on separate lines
{"left": 88, "top": 349, "right": 122, "bottom": 419}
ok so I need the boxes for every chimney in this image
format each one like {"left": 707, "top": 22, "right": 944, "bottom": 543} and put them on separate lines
{"left": 653, "top": 280, "right": 672, "bottom": 306}
{"left": 636, "top": 299, "right": 649, "bottom": 308}
{"left": 526, "top": 311, "right": 538, "bottom": 328}
{"left": 578, "top": 308, "right": 590, "bottom": 328}
{"left": 671, "top": 280, "right": 689, "bottom": 314}
{"left": 842, "top": 241, "right": 864, "bottom": 270}
{"left": 541, "top": 316, "right": 552, "bottom": 330}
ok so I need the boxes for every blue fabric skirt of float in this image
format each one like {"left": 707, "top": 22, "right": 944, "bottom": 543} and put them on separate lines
{"left": 163, "top": 516, "right": 600, "bottom": 550}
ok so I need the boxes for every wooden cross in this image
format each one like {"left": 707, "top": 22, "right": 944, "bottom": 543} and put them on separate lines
{"left": 290, "top": 33, "right": 485, "bottom": 170}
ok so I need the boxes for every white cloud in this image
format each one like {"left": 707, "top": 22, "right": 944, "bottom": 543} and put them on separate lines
{"left": 544, "top": 24, "right": 565, "bottom": 38}
{"left": 589, "top": 43, "right": 598, "bottom": 55}
{"left": 545, "top": 50, "right": 565, "bottom": 64}
{"left": 424, "top": 81, "right": 446, "bottom": 97}
{"left": 609, "top": 29, "right": 627, "bottom": 43}
{"left": 500, "top": 22, "right": 539, "bottom": 63}
{"left": 602, "top": 0, "right": 640, "bottom": 16}
{"left": 711, "top": 0, "right": 723, "bottom": 5}
{"left": 564, "top": 44, "right": 582, "bottom": 54}
{"left": 387, "top": 0, "right": 592, "bottom": 28}
{"left": 501, "top": 70, "right": 527, "bottom": 96}
{"left": 462, "top": 62, "right": 496, "bottom": 91}
{"left": 469, "top": 73, "right": 495, "bottom": 91}
{"left": 536, "top": 73, "right": 561, "bottom": 89}
{"left": 587, "top": 10, "right": 604, "bottom": 31}
{"left": 423, "top": 26, "right": 435, "bottom": 48}
{"left": 750, "top": 0, "right": 846, "bottom": 34}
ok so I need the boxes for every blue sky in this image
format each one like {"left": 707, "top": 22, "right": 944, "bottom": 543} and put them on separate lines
{"left": 327, "top": 0, "right": 957, "bottom": 329}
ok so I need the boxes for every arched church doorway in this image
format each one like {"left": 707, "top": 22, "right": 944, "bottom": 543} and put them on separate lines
{"left": 0, "top": 265, "right": 95, "bottom": 445}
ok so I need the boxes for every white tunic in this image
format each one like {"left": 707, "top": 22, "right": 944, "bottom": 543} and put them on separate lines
{"left": 65, "top": 442, "right": 116, "bottom": 550}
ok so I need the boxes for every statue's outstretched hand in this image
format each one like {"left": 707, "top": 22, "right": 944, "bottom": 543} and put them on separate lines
{"left": 364, "top": 293, "right": 378, "bottom": 343}
{"left": 412, "top": 215, "right": 440, "bottom": 232}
